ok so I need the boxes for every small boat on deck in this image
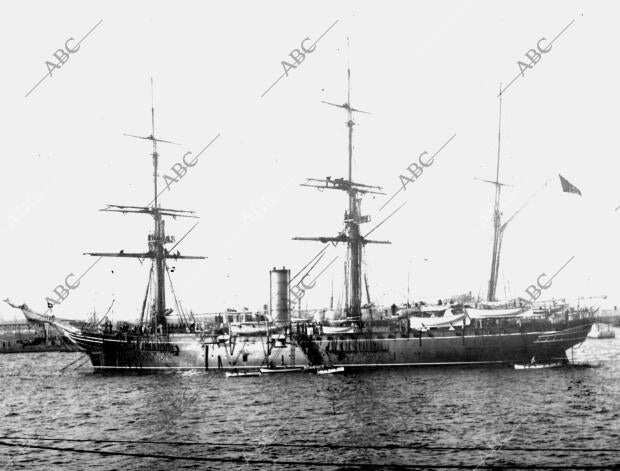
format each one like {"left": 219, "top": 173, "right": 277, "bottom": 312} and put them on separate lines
{"left": 225, "top": 370, "right": 261, "bottom": 378}
{"left": 259, "top": 366, "right": 305, "bottom": 374}
{"left": 317, "top": 366, "right": 345, "bottom": 375}
{"left": 514, "top": 362, "right": 564, "bottom": 370}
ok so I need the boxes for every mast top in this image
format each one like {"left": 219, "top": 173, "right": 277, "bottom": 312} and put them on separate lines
{"left": 477, "top": 84, "right": 506, "bottom": 191}
{"left": 315, "top": 67, "right": 371, "bottom": 195}
{"left": 495, "top": 82, "right": 503, "bottom": 187}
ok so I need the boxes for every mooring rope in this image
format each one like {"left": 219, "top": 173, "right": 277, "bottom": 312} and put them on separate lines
{"left": 0, "top": 440, "right": 616, "bottom": 470}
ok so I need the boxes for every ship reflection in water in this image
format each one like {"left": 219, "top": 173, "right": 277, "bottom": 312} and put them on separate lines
{"left": 0, "top": 332, "right": 618, "bottom": 470}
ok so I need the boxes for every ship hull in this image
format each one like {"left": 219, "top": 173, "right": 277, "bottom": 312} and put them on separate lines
{"left": 66, "top": 331, "right": 304, "bottom": 371}
{"left": 64, "top": 319, "right": 592, "bottom": 371}
{"left": 295, "top": 320, "right": 594, "bottom": 368}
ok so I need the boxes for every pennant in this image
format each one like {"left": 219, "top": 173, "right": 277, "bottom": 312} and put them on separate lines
{"left": 558, "top": 174, "right": 582, "bottom": 196}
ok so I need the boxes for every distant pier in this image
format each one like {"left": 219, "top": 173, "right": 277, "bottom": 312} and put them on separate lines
{"left": 0, "top": 322, "right": 74, "bottom": 353}
{"left": 597, "top": 309, "right": 620, "bottom": 327}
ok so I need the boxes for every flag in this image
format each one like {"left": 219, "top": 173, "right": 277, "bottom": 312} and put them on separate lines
{"left": 559, "top": 174, "right": 582, "bottom": 196}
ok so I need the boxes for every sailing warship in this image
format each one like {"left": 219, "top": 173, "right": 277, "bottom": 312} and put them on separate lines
{"left": 7, "top": 76, "right": 594, "bottom": 370}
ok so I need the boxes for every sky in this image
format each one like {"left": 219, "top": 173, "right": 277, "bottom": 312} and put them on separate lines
{"left": 1, "top": 0, "right": 620, "bottom": 322}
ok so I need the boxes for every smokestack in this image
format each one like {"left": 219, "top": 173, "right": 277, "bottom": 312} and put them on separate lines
{"left": 269, "top": 267, "right": 290, "bottom": 324}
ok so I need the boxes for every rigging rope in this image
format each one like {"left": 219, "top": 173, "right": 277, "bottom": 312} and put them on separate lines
{"left": 139, "top": 265, "right": 154, "bottom": 326}
{"left": 165, "top": 263, "right": 190, "bottom": 328}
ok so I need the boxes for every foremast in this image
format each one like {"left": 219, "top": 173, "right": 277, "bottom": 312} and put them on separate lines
{"left": 85, "top": 83, "right": 205, "bottom": 331}
{"left": 293, "top": 70, "right": 388, "bottom": 318}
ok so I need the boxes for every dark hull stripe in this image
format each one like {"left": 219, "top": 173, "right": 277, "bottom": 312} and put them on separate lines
{"left": 60, "top": 321, "right": 591, "bottom": 370}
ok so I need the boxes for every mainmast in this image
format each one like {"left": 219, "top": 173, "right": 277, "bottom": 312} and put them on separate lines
{"left": 85, "top": 81, "right": 205, "bottom": 331}
{"left": 293, "top": 69, "right": 389, "bottom": 318}
{"left": 150, "top": 80, "right": 167, "bottom": 325}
